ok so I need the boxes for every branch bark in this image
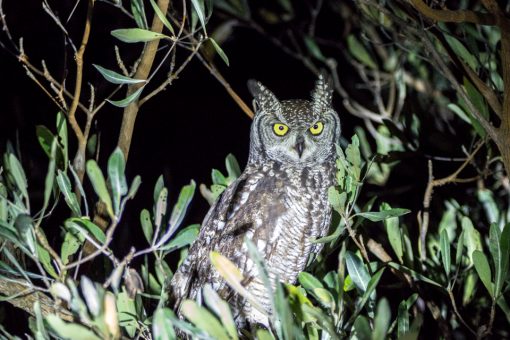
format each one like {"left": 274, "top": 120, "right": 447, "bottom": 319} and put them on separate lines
{"left": 0, "top": 277, "right": 73, "bottom": 321}
{"left": 116, "top": 0, "right": 170, "bottom": 161}
{"left": 70, "top": 0, "right": 95, "bottom": 184}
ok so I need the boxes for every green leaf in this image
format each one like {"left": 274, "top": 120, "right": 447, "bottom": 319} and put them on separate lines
{"left": 313, "top": 287, "right": 335, "bottom": 310}
{"left": 211, "top": 169, "right": 227, "bottom": 186}
{"left": 381, "top": 202, "right": 403, "bottom": 263}
{"left": 304, "top": 36, "right": 326, "bottom": 61}
{"left": 462, "top": 216, "right": 482, "bottom": 265}
{"left": 154, "top": 187, "right": 168, "bottom": 231}
{"left": 256, "top": 329, "right": 275, "bottom": 340}
{"left": 455, "top": 230, "right": 465, "bottom": 267}
{"left": 168, "top": 181, "right": 196, "bottom": 233}
{"left": 472, "top": 250, "right": 494, "bottom": 297}
{"left": 203, "top": 285, "right": 238, "bottom": 340}
{"left": 180, "top": 300, "right": 230, "bottom": 340}
{"left": 190, "top": 0, "right": 207, "bottom": 33}
{"left": 352, "top": 315, "right": 371, "bottom": 339}
{"left": 328, "top": 186, "right": 346, "bottom": 213}
{"left": 447, "top": 103, "right": 471, "bottom": 124}
{"left": 152, "top": 308, "right": 176, "bottom": 340}
{"left": 61, "top": 232, "right": 81, "bottom": 265}
{"left": 93, "top": 65, "right": 146, "bottom": 85}
{"left": 9, "top": 154, "right": 28, "bottom": 200}
{"left": 160, "top": 224, "right": 199, "bottom": 252}
{"left": 116, "top": 290, "right": 137, "bottom": 338}
{"left": 462, "top": 271, "right": 478, "bottom": 305}
{"left": 499, "top": 223, "right": 510, "bottom": 295}
{"left": 209, "top": 251, "right": 265, "bottom": 313}
{"left": 397, "top": 299, "right": 409, "bottom": 338}
{"left": 387, "top": 262, "right": 442, "bottom": 288}
{"left": 345, "top": 251, "right": 370, "bottom": 292}
{"left": 464, "top": 77, "right": 489, "bottom": 120}
{"left": 81, "top": 276, "right": 100, "bottom": 317}
{"left": 440, "top": 229, "right": 451, "bottom": 276}
{"left": 65, "top": 218, "right": 106, "bottom": 244}
{"left": 127, "top": 175, "right": 142, "bottom": 200}
{"left": 37, "top": 244, "right": 58, "bottom": 279}
{"left": 107, "top": 148, "right": 128, "bottom": 216}
{"left": 140, "top": 209, "right": 153, "bottom": 244}
{"left": 86, "top": 160, "right": 114, "bottom": 218}
{"left": 444, "top": 35, "right": 478, "bottom": 70}
{"left": 347, "top": 35, "right": 377, "bottom": 69}
{"left": 36, "top": 125, "right": 56, "bottom": 158}
{"left": 131, "top": 0, "right": 147, "bottom": 28}
{"left": 56, "top": 170, "right": 81, "bottom": 216}
{"left": 45, "top": 315, "right": 101, "bottom": 340}
{"left": 225, "top": 154, "right": 241, "bottom": 179}
{"left": 373, "top": 298, "right": 391, "bottom": 340}
{"left": 149, "top": 0, "right": 175, "bottom": 35}
{"left": 56, "top": 112, "right": 68, "bottom": 168}
{"left": 357, "top": 208, "right": 410, "bottom": 222}
{"left": 489, "top": 223, "right": 503, "bottom": 296}
{"left": 42, "top": 139, "right": 57, "bottom": 213}
{"left": 15, "top": 214, "right": 36, "bottom": 254}
{"left": 34, "top": 300, "right": 49, "bottom": 340}
{"left": 209, "top": 38, "right": 229, "bottom": 66}
{"left": 298, "top": 272, "right": 324, "bottom": 291}
{"left": 353, "top": 268, "right": 385, "bottom": 319}
{"left": 111, "top": 28, "right": 168, "bottom": 43}
{"left": 106, "top": 86, "right": 145, "bottom": 108}
{"left": 478, "top": 189, "right": 499, "bottom": 224}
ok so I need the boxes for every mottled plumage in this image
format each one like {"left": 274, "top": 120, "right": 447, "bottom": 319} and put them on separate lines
{"left": 170, "top": 74, "right": 341, "bottom": 327}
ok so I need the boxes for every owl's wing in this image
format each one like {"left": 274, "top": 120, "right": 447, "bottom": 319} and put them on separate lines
{"left": 169, "top": 174, "right": 262, "bottom": 306}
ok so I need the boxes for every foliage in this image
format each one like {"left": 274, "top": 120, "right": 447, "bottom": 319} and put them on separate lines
{"left": 0, "top": 0, "right": 510, "bottom": 339}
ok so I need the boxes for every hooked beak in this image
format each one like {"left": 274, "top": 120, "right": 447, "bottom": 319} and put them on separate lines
{"left": 294, "top": 136, "right": 305, "bottom": 158}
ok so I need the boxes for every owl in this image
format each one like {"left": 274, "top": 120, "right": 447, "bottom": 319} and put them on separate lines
{"left": 169, "top": 73, "right": 341, "bottom": 328}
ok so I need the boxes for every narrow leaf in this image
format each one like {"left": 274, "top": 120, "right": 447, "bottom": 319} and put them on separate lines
{"left": 153, "top": 308, "right": 176, "bottom": 340}
{"left": 209, "top": 38, "right": 229, "bottom": 66}
{"left": 111, "top": 28, "right": 168, "bottom": 43}
{"left": 473, "top": 250, "right": 494, "bottom": 297}
{"left": 56, "top": 170, "right": 81, "bottom": 216}
{"left": 357, "top": 208, "right": 410, "bottom": 222}
{"left": 168, "top": 181, "right": 196, "bottom": 234}
{"left": 149, "top": 0, "right": 175, "bottom": 34}
{"left": 345, "top": 251, "right": 370, "bottom": 292}
{"left": 190, "top": 0, "right": 207, "bottom": 32}
{"left": 9, "top": 154, "right": 28, "bottom": 200}
{"left": 107, "top": 86, "right": 145, "bottom": 108}
{"left": 86, "top": 160, "right": 114, "bottom": 218}
{"left": 107, "top": 148, "right": 128, "bottom": 216}
{"left": 440, "top": 229, "right": 451, "bottom": 276}
{"left": 180, "top": 300, "right": 230, "bottom": 340}
{"left": 94, "top": 64, "right": 146, "bottom": 85}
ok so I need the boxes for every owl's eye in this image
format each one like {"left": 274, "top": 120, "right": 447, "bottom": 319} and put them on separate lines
{"left": 309, "top": 121, "right": 324, "bottom": 135}
{"left": 273, "top": 123, "right": 289, "bottom": 136}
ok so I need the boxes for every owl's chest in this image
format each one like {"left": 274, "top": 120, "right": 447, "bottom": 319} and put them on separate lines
{"left": 244, "top": 166, "right": 333, "bottom": 277}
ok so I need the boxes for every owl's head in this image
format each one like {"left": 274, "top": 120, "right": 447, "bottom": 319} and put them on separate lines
{"left": 247, "top": 73, "right": 341, "bottom": 166}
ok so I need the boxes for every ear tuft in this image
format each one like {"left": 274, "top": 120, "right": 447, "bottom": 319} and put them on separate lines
{"left": 312, "top": 70, "right": 333, "bottom": 112}
{"left": 247, "top": 79, "right": 281, "bottom": 114}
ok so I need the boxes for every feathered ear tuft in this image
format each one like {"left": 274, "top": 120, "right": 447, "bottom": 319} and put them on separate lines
{"left": 311, "top": 71, "right": 333, "bottom": 113}
{"left": 247, "top": 79, "right": 281, "bottom": 115}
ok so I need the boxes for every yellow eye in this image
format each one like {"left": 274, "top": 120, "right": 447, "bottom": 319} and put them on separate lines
{"left": 273, "top": 123, "right": 289, "bottom": 136}
{"left": 310, "top": 121, "right": 324, "bottom": 135}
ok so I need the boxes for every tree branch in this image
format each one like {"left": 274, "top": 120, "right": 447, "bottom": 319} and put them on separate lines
{"left": 409, "top": 0, "right": 496, "bottom": 25}
{"left": 116, "top": 0, "right": 170, "bottom": 161}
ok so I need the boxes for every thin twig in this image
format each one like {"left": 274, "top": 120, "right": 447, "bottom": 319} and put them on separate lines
{"left": 420, "top": 140, "right": 485, "bottom": 260}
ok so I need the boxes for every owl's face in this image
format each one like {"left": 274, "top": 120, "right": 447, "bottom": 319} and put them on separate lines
{"left": 248, "top": 74, "right": 341, "bottom": 166}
